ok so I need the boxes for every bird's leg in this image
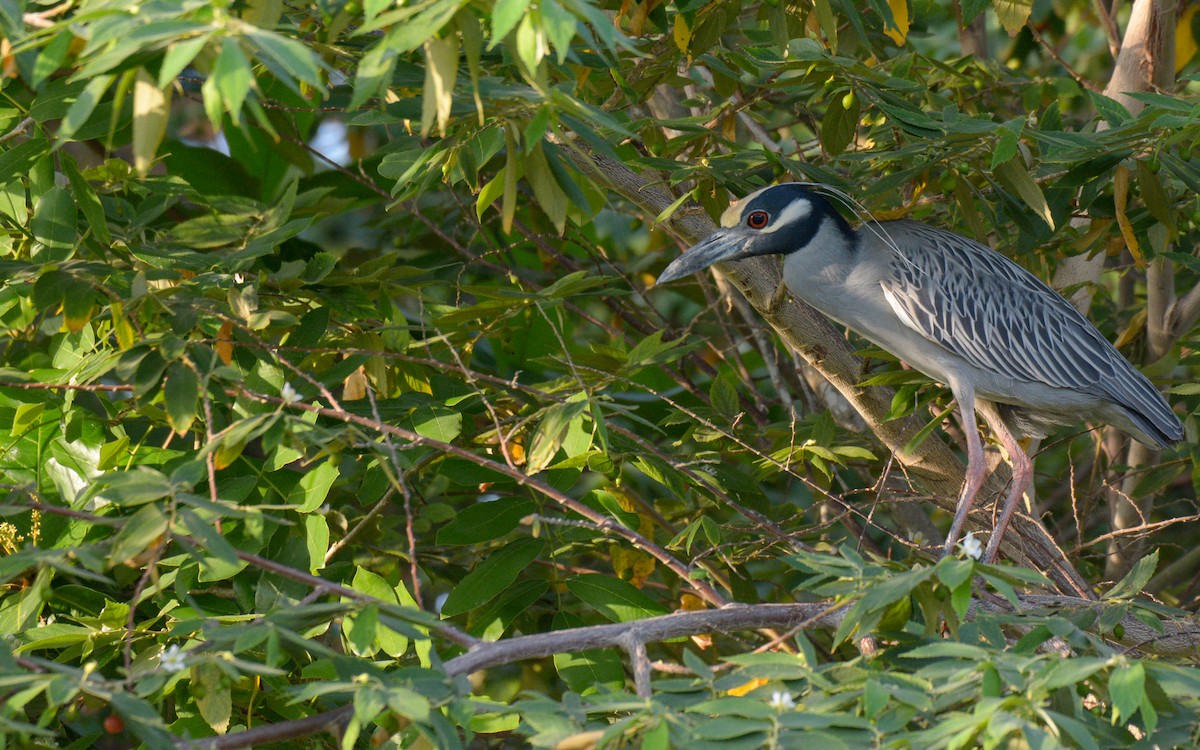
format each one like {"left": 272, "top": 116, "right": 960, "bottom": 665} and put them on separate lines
{"left": 977, "top": 402, "right": 1034, "bottom": 563}
{"left": 942, "top": 392, "right": 988, "bottom": 557}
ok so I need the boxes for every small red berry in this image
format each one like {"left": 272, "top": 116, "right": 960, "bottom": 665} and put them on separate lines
{"left": 104, "top": 714, "right": 124, "bottom": 734}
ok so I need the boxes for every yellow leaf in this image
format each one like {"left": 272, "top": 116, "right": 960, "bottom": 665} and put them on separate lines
{"left": 217, "top": 321, "right": 234, "bottom": 365}
{"left": 883, "top": 0, "right": 909, "bottom": 45}
{"left": 420, "top": 35, "right": 459, "bottom": 138}
{"left": 554, "top": 731, "right": 604, "bottom": 750}
{"left": 343, "top": 365, "right": 367, "bottom": 401}
{"left": 1113, "top": 164, "right": 1144, "bottom": 267}
{"left": 728, "top": 677, "right": 769, "bottom": 696}
{"left": 133, "top": 69, "right": 169, "bottom": 177}
{"left": 612, "top": 545, "right": 655, "bottom": 587}
{"left": 1114, "top": 307, "right": 1148, "bottom": 350}
{"left": 673, "top": 14, "right": 691, "bottom": 55}
{"left": 1178, "top": 5, "right": 1199, "bottom": 73}
{"left": 680, "top": 594, "right": 705, "bottom": 611}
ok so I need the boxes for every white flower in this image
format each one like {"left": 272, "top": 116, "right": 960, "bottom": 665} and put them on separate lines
{"left": 957, "top": 531, "right": 983, "bottom": 561}
{"left": 281, "top": 382, "right": 302, "bottom": 404}
{"left": 768, "top": 691, "right": 795, "bottom": 710}
{"left": 160, "top": 644, "right": 187, "bottom": 673}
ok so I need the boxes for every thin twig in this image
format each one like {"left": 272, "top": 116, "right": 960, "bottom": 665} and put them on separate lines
{"left": 323, "top": 488, "right": 394, "bottom": 564}
{"left": 0, "top": 117, "right": 33, "bottom": 145}
{"left": 234, "top": 386, "right": 731, "bottom": 608}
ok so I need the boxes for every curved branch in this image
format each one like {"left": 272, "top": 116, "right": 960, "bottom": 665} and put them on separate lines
{"left": 173, "top": 592, "right": 1200, "bottom": 750}
{"left": 443, "top": 603, "right": 845, "bottom": 676}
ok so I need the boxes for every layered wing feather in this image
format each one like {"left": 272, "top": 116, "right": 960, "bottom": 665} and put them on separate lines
{"left": 871, "top": 220, "right": 1181, "bottom": 444}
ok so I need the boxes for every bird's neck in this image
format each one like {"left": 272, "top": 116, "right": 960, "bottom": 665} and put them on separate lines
{"left": 780, "top": 218, "right": 890, "bottom": 326}
{"left": 781, "top": 216, "right": 861, "bottom": 287}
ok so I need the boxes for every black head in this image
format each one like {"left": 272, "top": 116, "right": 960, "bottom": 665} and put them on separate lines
{"left": 657, "top": 184, "right": 853, "bottom": 284}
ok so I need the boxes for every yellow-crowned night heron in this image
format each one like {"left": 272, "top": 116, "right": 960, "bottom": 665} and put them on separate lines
{"left": 657, "top": 183, "right": 1184, "bottom": 561}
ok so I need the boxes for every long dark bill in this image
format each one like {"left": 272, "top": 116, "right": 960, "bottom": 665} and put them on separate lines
{"left": 656, "top": 229, "right": 749, "bottom": 285}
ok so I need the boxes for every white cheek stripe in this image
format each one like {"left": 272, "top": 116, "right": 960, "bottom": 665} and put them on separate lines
{"left": 754, "top": 199, "right": 812, "bottom": 234}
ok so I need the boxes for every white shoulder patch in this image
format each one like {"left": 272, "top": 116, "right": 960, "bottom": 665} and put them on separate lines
{"left": 880, "top": 284, "right": 924, "bottom": 337}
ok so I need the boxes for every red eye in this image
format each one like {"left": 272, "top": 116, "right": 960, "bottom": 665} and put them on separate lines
{"left": 747, "top": 210, "right": 769, "bottom": 229}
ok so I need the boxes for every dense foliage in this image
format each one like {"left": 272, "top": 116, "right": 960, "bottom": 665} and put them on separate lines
{"left": 0, "top": 0, "right": 1198, "bottom": 747}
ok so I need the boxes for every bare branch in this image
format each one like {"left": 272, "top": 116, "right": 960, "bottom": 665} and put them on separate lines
{"left": 443, "top": 603, "right": 846, "bottom": 677}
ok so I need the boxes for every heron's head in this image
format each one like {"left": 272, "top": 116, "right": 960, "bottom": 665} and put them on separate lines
{"left": 656, "top": 184, "right": 851, "bottom": 285}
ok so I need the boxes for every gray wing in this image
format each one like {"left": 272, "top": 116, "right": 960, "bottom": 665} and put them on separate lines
{"left": 872, "top": 220, "right": 1180, "bottom": 442}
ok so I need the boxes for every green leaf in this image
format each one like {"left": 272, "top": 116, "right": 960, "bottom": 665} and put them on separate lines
{"left": 177, "top": 505, "right": 238, "bottom": 562}
{"left": 526, "top": 397, "right": 589, "bottom": 474}
{"left": 552, "top": 611, "right": 625, "bottom": 691}
{"left": 1136, "top": 160, "right": 1176, "bottom": 234}
{"left": 11, "top": 402, "right": 45, "bottom": 436}
{"left": 709, "top": 370, "right": 740, "bottom": 419}
{"left": 164, "top": 362, "right": 199, "bottom": 434}
{"left": 32, "top": 29, "right": 72, "bottom": 90}
{"left": 194, "top": 662, "right": 233, "bottom": 733}
{"left": 86, "top": 467, "right": 174, "bottom": 507}
{"left": 30, "top": 186, "right": 76, "bottom": 261}
{"left": 370, "top": 0, "right": 465, "bottom": 53}
{"left": 821, "top": 91, "right": 859, "bottom": 156}
{"left": 242, "top": 27, "right": 323, "bottom": 88}
{"left": 60, "top": 152, "right": 110, "bottom": 244}
{"left": 525, "top": 142, "right": 569, "bottom": 233}
{"left": 514, "top": 14, "right": 542, "bottom": 71}
{"left": 410, "top": 403, "right": 462, "bottom": 443}
{"left": 992, "top": 0, "right": 1032, "bottom": 35}
{"left": 348, "top": 602, "right": 379, "bottom": 656}
{"left": 57, "top": 75, "right": 112, "bottom": 142}
{"left": 348, "top": 567, "right": 409, "bottom": 657}
{"left": 202, "top": 40, "right": 253, "bottom": 127}
{"left": 1036, "top": 657, "right": 1108, "bottom": 691}
{"left": 994, "top": 157, "right": 1054, "bottom": 230}
{"left": 159, "top": 34, "right": 213, "bottom": 88}
{"left": 287, "top": 459, "right": 340, "bottom": 513}
{"left": 1088, "top": 90, "right": 1133, "bottom": 126}
{"left": 304, "top": 513, "right": 329, "bottom": 572}
{"left": 567, "top": 573, "right": 669, "bottom": 622}
{"left": 491, "top": 0, "right": 531, "bottom": 43}
{"left": 133, "top": 68, "right": 169, "bottom": 175}
{"left": 0, "top": 137, "right": 47, "bottom": 184}
{"left": 989, "top": 119, "right": 1022, "bottom": 170}
{"left": 540, "top": 0, "right": 577, "bottom": 62}
{"left": 960, "top": 0, "right": 988, "bottom": 24}
{"left": 437, "top": 497, "right": 535, "bottom": 545}
{"left": 349, "top": 36, "right": 398, "bottom": 110}
{"left": 110, "top": 692, "right": 178, "bottom": 750}
{"left": 108, "top": 503, "right": 169, "bottom": 567}
{"left": 1104, "top": 550, "right": 1158, "bottom": 600}
{"left": 441, "top": 537, "right": 544, "bottom": 617}
{"left": 1109, "top": 662, "right": 1145, "bottom": 725}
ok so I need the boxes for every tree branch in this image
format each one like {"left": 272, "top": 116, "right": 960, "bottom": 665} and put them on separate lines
{"left": 175, "top": 592, "right": 1200, "bottom": 750}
